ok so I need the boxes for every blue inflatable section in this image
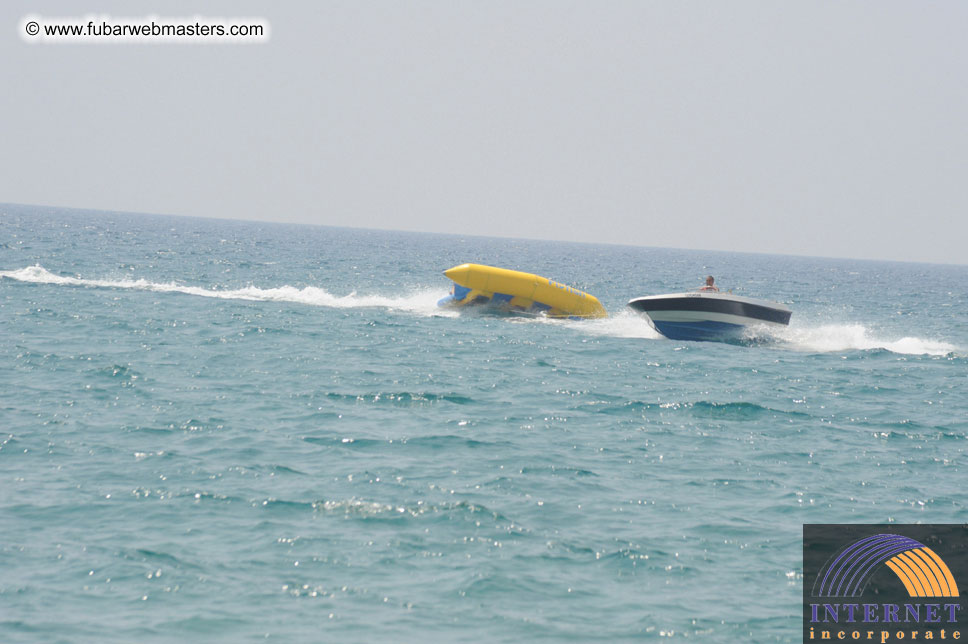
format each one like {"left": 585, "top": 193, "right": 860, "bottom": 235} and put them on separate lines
{"left": 437, "top": 284, "right": 472, "bottom": 307}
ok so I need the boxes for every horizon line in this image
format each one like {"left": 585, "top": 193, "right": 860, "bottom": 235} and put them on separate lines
{"left": 2, "top": 200, "right": 964, "bottom": 269}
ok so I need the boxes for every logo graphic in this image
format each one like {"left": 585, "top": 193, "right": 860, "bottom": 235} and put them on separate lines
{"left": 814, "top": 533, "right": 960, "bottom": 598}
{"left": 803, "top": 525, "right": 967, "bottom": 643}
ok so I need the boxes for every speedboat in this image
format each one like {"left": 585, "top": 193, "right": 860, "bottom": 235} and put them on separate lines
{"left": 627, "top": 291, "right": 791, "bottom": 342}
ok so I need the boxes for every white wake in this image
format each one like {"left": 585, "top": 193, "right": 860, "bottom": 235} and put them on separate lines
{"left": 762, "top": 323, "right": 958, "bottom": 356}
{"left": 0, "top": 265, "right": 451, "bottom": 316}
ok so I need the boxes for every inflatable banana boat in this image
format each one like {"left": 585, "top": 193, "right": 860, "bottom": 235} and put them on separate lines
{"left": 438, "top": 263, "right": 607, "bottom": 319}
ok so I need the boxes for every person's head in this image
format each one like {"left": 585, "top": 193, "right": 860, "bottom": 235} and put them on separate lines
{"left": 705, "top": 275, "right": 715, "bottom": 286}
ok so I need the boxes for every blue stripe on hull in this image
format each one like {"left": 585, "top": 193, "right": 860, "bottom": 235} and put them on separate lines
{"left": 652, "top": 320, "right": 747, "bottom": 342}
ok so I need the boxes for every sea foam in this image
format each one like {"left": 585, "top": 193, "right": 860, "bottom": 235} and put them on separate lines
{"left": 755, "top": 322, "right": 958, "bottom": 356}
{"left": 0, "top": 265, "right": 449, "bottom": 316}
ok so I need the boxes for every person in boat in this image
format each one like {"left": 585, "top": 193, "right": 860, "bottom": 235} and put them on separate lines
{"left": 699, "top": 275, "right": 719, "bottom": 292}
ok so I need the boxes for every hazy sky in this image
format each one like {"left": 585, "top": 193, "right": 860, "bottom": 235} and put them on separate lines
{"left": 3, "top": 1, "right": 966, "bottom": 264}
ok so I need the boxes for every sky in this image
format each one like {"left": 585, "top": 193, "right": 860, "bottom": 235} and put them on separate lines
{"left": 2, "top": 1, "right": 966, "bottom": 265}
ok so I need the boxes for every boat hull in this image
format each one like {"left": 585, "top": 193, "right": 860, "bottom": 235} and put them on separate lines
{"left": 628, "top": 292, "right": 791, "bottom": 341}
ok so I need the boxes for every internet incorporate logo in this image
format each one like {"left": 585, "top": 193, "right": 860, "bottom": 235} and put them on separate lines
{"left": 803, "top": 525, "right": 967, "bottom": 643}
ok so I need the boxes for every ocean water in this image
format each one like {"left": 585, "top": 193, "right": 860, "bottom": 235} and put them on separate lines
{"left": 1, "top": 204, "right": 966, "bottom": 643}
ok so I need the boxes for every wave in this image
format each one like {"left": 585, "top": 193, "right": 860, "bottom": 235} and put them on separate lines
{"left": 556, "top": 313, "right": 956, "bottom": 355}
{"left": 323, "top": 391, "right": 475, "bottom": 406}
{"left": 558, "top": 312, "right": 957, "bottom": 356}
{"left": 0, "top": 265, "right": 451, "bottom": 316}
{"left": 751, "top": 323, "right": 958, "bottom": 357}
{"left": 532, "top": 310, "right": 662, "bottom": 339}
{"left": 2, "top": 266, "right": 958, "bottom": 355}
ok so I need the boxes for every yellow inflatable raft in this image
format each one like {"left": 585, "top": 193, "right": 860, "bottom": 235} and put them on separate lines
{"left": 438, "top": 263, "right": 607, "bottom": 319}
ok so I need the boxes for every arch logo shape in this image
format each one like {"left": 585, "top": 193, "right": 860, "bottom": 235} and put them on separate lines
{"left": 813, "top": 533, "right": 960, "bottom": 598}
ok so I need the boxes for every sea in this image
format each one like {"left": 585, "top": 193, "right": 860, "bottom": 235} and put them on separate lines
{"left": 1, "top": 203, "right": 966, "bottom": 643}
